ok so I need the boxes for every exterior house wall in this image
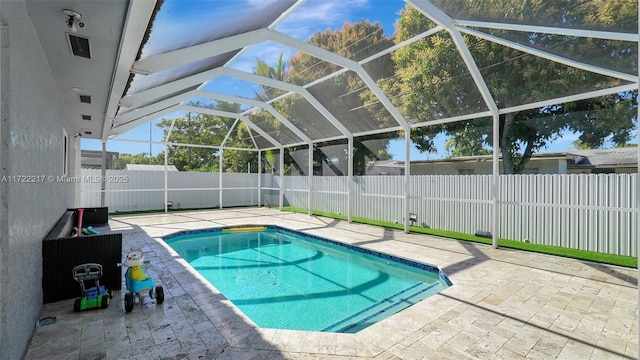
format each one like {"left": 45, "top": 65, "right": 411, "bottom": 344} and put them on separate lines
{"left": 568, "top": 167, "right": 637, "bottom": 174}
{"left": 410, "top": 158, "right": 563, "bottom": 175}
{"left": 614, "top": 168, "right": 637, "bottom": 174}
{"left": 0, "top": 2, "right": 76, "bottom": 359}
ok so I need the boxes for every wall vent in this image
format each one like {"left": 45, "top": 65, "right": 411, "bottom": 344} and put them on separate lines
{"left": 82, "top": 115, "right": 92, "bottom": 121}
{"left": 79, "top": 95, "right": 91, "bottom": 103}
{"left": 84, "top": 131, "right": 92, "bottom": 135}
{"left": 67, "top": 34, "right": 91, "bottom": 59}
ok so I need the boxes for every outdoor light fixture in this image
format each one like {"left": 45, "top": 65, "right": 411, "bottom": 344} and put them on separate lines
{"left": 63, "top": 9, "right": 85, "bottom": 32}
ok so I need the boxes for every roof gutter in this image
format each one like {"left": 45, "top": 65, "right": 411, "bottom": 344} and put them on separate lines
{"left": 101, "top": 0, "right": 160, "bottom": 140}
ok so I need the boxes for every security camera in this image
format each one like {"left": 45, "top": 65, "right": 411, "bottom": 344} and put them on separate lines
{"left": 63, "top": 9, "right": 84, "bottom": 32}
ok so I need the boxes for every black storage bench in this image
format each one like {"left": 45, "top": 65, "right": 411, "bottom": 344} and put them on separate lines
{"left": 42, "top": 207, "right": 122, "bottom": 304}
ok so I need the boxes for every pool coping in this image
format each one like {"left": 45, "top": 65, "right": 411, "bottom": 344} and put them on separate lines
{"left": 162, "top": 224, "right": 453, "bottom": 287}
{"left": 160, "top": 223, "right": 454, "bottom": 345}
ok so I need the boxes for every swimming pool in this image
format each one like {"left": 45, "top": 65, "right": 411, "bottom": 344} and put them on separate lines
{"left": 164, "top": 225, "right": 451, "bottom": 333}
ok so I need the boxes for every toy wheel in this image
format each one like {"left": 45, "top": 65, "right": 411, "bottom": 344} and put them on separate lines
{"left": 124, "top": 293, "right": 134, "bottom": 313}
{"left": 73, "top": 299, "right": 81, "bottom": 312}
{"left": 149, "top": 288, "right": 155, "bottom": 299}
{"left": 101, "top": 295, "right": 109, "bottom": 309}
{"left": 155, "top": 286, "right": 164, "bottom": 305}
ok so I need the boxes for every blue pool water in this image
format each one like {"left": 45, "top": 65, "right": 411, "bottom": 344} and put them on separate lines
{"left": 164, "top": 226, "right": 451, "bottom": 333}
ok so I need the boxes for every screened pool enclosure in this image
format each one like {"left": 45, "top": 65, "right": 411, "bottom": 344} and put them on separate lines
{"left": 85, "top": 0, "right": 639, "bottom": 257}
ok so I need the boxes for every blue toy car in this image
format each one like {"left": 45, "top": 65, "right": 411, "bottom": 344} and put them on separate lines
{"left": 120, "top": 251, "right": 164, "bottom": 312}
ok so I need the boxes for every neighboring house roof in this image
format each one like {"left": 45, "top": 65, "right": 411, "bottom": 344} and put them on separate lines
{"left": 409, "top": 152, "right": 570, "bottom": 165}
{"left": 370, "top": 147, "right": 638, "bottom": 168}
{"left": 81, "top": 150, "right": 120, "bottom": 169}
{"left": 125, "top": 164, "right": 179, "bottom": 171}
{"left": 369, "top": 160, "right": 403, "bottom": 167}
{"left": 569, "top": 147, "right": 638, "bottom": 169}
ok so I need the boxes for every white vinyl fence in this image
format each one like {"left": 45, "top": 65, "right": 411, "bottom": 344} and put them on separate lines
{"left": 81, "top": 170, "right": 637, "bottom": 257}
{"left": 81, "top": 169, "right": 259, "bottom": 212}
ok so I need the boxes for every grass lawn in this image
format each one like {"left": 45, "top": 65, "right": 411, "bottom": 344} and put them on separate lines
{"left": 282, "top": 207, "right": 637, "bottom": 268}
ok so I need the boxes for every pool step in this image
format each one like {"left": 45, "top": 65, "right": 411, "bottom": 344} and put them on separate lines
{"left": 321, "top": 281, "right": 442, "bottom": 333}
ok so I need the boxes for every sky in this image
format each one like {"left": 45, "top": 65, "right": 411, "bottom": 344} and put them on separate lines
{"left": 83, "top": 0, "right": 636, "bottom": 161}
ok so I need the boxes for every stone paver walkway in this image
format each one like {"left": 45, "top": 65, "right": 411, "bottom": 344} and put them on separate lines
{"left": 26, "top": 208, "right": 638, "bottom": 359}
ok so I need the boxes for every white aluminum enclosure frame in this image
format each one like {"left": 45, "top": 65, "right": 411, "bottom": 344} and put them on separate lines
{"left": 98, "top": 0, "right": 638, "bottom": 304}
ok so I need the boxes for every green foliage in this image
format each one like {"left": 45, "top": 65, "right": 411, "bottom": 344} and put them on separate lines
{"left": 282, "top": 206, "right": 637, "bottom": 268}
{"left": 371, "top": 4, "right": 638, "bottom": 173}
{"left": 280, "top": 21, "right": 396, "bottom": 174}
{"left": 222, "top": 122, "right": 259, "bottom": 173}
{"left": 154, "top": 101, "right": 259, "bottom": 172}
{"left": 254, "top": 53, "right": 289, "bottom": 101}
{"left": 113, "top": 153, "right": 161, "bottom": 170}
{"left": 445, "top": 124, "right": 491, "bottom": 158}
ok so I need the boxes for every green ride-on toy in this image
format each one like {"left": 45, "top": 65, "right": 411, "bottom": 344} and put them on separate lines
{"left": 72, "top": 263, "right": 111, "bottom": 312}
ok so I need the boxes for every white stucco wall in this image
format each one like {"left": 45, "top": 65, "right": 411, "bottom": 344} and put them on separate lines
{"left": 0, "top": 2, "right": 76, "bottom": 359}
{"left": 410, "top": 158, "right": 567, "bottom": 175}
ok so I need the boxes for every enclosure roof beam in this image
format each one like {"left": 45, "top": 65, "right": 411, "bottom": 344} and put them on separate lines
{"left": 195, "top": 90, "right": 313, "bottom": 144}
{"left": 179, "top": 105, "right": 282, "bottom": 148}
{"left": 197, "top": 1, "right": 306, "bottom": 95}
{"left": 119, "top": 65, "right": 351, "bottom": 140}
{"left": 111, "top": 105, "right": 181, "bottom": 136}
{"left": 460, "top": 27, "right": 637, "bottom": 82}
{"left": 498, "top": 83, "right": 638, "bottom": 115}
{"left": 132, "top": 0, "right": 306, "bottom": 75}
{"left": 102, "top": 0, "right": 158, "bottom": 140}
{"left": 220, "top": 118, "right": 241, "bottom": 148}
{"left": 455, "top": 20, "right": 638, "bottom": 42}
{"left": 132, "top": 29, "right": 270, "bottom": 74}
{"left": 114, "top": 89, "right": 198, "bottom": 124}
{"left": 408, "top": 0, "right": 499, "bottom": 117}
{"left": 120, "top": 68, "right": 225, "bottom": 108}
{"left": 220, "top": 68, "right": 352, "bottom": 137}
{"left": 130, "top": 27, "right": 410, "bottom": 132}
{"left": 270, "top": 31, "right": 411, "bottom": 130}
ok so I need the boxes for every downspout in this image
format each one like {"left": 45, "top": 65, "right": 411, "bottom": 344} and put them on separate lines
{"left": 75, "top": 135, "right": 82, "bottom": 207}
{"left": 101, "top": 141, "right": 106, "bottom": 207}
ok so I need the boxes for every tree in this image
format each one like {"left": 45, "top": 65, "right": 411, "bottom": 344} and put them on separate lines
{"left": 155, "top": 101, "right": 240, "bottom": 171}
{"left": 113, "top": 153, "right": 161, "bottom": 170}
{"left": 277, "top": 20, "right": 397, "bottom": 175}
{"left": 221, "top": 122, "right": 259, "bottom": 173}
{"left": 254, "top": 53, "right": 289, "bottom": 101}
{"left": 445, "top": 125, "right": 491, "bottom": 158}
{"left": 369, "top": 4, "right": 637, "bottom": 173}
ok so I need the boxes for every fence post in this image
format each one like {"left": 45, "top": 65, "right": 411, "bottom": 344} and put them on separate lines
{"left": 308, "top": 144, "right": 313, "bottom": 216}
{"left": 492, "top": 113, "right": 500, "bottom": 249}
{"left": 404, "top": 130, "right": 411, "bottom": 233}
{"left": 279, "top": 148, "right": 284, "bottom": 211}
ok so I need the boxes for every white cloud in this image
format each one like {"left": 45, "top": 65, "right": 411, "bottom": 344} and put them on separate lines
{"left": 275, "top": 0, "right": 370, "bottom": 40}
{"left": 228, "top": 42, "right": 297, "bottom": 73}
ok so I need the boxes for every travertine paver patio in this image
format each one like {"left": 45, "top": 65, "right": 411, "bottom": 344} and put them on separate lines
{"left": 26, "top": 208, "right": 638, "bottom": 359}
